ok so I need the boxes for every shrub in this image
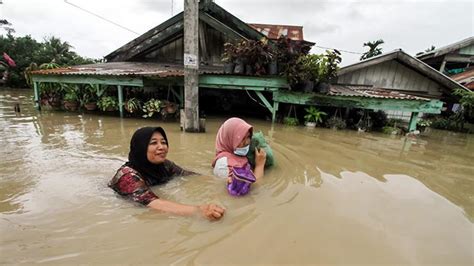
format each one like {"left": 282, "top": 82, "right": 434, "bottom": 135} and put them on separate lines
{"left": 326, "top": 116, "right": 346, "bottom": 129}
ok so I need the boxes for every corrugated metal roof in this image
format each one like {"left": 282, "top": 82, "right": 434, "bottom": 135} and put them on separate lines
{"left": 29, "top": 62, "right": 223, "bottom": 77}
{"left": 450, "top": 67, "right": 474, "bottom": 90}
{"left": 329, "top": 84, "right": 431, "bottom": 101}
{"left": 248, "top": 23, "right": 304, "bottom": 41}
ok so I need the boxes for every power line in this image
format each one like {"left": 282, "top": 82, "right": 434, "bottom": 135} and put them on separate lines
{"left": 314, "top": 45, "right": 363, "bottom": 55}
{"left": 64, "top": 0, "right": 140, "bottom": 35}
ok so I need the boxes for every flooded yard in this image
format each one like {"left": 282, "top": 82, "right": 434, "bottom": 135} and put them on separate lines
{"left": 0, "top": 89, "right": 472, "bottom": 265}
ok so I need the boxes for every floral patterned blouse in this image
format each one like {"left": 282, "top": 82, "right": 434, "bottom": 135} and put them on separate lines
{"left": 108, "top": 160, "right": 195, "bottom": 205}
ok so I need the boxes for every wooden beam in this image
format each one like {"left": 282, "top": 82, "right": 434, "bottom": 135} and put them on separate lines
{"left": 273, "top": 91, "right": 444, "bottom": 114}
{"left": 30, "top": 75, "right": 143, "bottom": 87}
{"left": 198, "top": 21, "right": 209, "bottom": 62}
{"left": 408, "top": 112, "right": 419, "bottom": 131}
{"left": 444, "top": 54, "right": 474, "bottom": 63}
{"left": 199, "top": 75, "right": 288, "bottom": 89}
{"left": 117, "top": 85, "right": 124, "bottom": 118}
{"left": 33, "top": 82, "right": 40, "bottom": 110}
{"left": 199, "top": 12, "right": 247, "bottom": 41}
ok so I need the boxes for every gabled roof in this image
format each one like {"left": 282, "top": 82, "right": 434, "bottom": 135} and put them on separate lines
{"left": 416, "top": 36, "right": 474, "bottom": 61}
{"left": 105, "top": 1, "right": 269, "bottom": 62}
{"left": 339, "top": 49, "right": 469, "bottom": 92}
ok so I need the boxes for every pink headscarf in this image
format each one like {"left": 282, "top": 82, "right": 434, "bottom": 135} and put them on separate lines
{"left": 212, "top": 117, "right": 253, "bottom": 168}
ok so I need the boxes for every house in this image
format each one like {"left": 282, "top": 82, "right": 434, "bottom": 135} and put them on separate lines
{"left": 416, "top": 36, "right": 474, "bottom": 75}
{"left": 29, "top": 1, "right": 463, "bottom": 131}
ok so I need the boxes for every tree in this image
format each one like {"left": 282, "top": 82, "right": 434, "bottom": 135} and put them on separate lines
{"left": 0, "top": 19, "right": 15, "bottom": 34}
{"left": 360, "top": 39, "right": 384, "bottom": 61}
{"left": 0, "top": 34, "right": 97, "bottom": 87}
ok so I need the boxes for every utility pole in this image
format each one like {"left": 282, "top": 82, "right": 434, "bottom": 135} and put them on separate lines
{"left": 183, "top": 0, "right": 201, "bottom": 132}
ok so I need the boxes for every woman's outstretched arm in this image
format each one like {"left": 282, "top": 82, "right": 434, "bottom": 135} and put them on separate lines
{"left": 147, "top": 199, "right": 225, "bottom": 221}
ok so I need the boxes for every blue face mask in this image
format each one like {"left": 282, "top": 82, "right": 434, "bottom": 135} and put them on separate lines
{"left": 234, "top": 145, "right": 250, "bottom": 156}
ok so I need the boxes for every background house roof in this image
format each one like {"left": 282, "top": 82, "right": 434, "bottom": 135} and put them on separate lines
{"left": 339, "top": 49, "right": 468, "bottom": 92}
{"left": 248, "top": 23, "right": 304, "bottom": 41}
{"left": 416, "top": 36, "right": 474, "bottom": 61}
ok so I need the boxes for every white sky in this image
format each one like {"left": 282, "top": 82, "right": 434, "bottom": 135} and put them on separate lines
{"left": 1, "top": 0, "right": 473, "bottom": 65}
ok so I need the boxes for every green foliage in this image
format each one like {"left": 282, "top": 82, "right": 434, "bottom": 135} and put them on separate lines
{"left": 417, "top": 119, "right": 431, "bottom": 128}
{"left": 63, "top": 85, "right": 79, "bottom": 102}
{"left": 283, "top": 117, "right": 299, "bottom": 126}
{"left": 0, "top": 33, "right": 97, "bottom": 87}
{"left": 142, "top": 99, "right": 161, "bottom": 118}
{"left": 360, "top": 39, "right": 384, "bottom": 60}
{"left": 453, "top": 88, "right": 474, "bottom": 120}
{"left": 125, "top": 97, "right": 142, "bottom": 114}
{"left": 326, "top": 116, "right": 346, "bottom": 129}
{"left": 98, "top": 96, "right": 118, "bottom": 111}
{"left": 299, "top": 50, "right": 342, "bottom": 83}
{"left": 81, "top": 84, "right": 98, "bottom": 104}
{"left": 304, "top": 106, "right": 326, "bottom": 124}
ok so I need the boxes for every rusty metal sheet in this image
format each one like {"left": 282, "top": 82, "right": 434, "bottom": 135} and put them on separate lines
{"left": 249, "top": 23, "right": 304, "bottom": 41}
{"left": 29, "top": 62, "right": 223, "bottom": 77}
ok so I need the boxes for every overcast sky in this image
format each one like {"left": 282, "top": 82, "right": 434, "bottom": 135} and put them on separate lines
{"left": 1, "top": 0, "right": 473, "bottom": 65}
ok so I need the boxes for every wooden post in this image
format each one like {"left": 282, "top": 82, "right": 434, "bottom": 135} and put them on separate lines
{"left": 439, "top": 59, "right": 447, "bottom": 73}
{"left": 117, "top": 85, "right": 124, "bottom": 118}
{"left": 408, "top": 112, "right": 419, "bottom": 132}
{"left": 183, "top": 0, "right": 201, "bottom": 132}
{"left": 33, "top": 81, "right": 41, "bottom": 111}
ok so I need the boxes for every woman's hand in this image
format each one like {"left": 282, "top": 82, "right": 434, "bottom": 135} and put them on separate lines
{"left": 198, "top": 204, "right": 226, "bottom": 221}
{"left": 255, "top": 147, "right": 267, "bottom": 167}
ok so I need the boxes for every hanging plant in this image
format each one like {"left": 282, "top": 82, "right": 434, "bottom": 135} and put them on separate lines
{"left": 142, "top": 98, "right": 162, "bottom": 118}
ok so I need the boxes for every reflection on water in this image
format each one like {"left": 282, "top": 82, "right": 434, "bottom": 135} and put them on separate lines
{"left": 0, "top": 89, "right": 472, "bottom": 265}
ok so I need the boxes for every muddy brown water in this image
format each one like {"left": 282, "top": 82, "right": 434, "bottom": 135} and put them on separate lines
{"left": 0, "top": 89, "right": 472, "bottom": 265}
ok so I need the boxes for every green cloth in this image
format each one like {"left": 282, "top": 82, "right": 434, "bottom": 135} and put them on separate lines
{"left": 247, "top": 131, "right": 275, "bottom": 168}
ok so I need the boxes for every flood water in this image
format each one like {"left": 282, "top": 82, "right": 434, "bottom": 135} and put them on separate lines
{"left": 1, "top": 89, "right": 473, "bottom": 265}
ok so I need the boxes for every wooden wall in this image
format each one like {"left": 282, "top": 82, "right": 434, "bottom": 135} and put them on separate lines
{"left": 337, "top": 60, "right": 443, "bottom": 98}
{"left": 143, "top": 24, "right": 234, "bottom": 65}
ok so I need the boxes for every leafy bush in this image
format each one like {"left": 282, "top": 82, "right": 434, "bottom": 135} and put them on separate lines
{"left": 283, "top": 117, "right": 299, "bottom": 126}
{"left": 326, "top": 116, "right": 346, "bottom": 129}
{"left": 142, "top": 99, "right": 161, "bottom": 118}
{"left": 304, "top": 106, "right": 326, "bottom": 125}
{"left": 98, "top": 96, "right": 118, "bottom": 111}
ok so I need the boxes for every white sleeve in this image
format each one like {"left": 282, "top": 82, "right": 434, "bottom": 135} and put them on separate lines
{"left": 213, "top": 157, "right": 229, "bottom": 178}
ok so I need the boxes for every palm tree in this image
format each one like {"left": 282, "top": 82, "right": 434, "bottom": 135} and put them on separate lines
{"left": 42, "top": 36, "right": 74, "bottom": 65}
{"left": 360, "top": 39, "right": 384, "bottom": 61}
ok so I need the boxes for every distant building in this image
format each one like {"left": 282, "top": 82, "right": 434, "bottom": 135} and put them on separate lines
{"left": 417, "top": 37, "right": 474, "bottom": 75}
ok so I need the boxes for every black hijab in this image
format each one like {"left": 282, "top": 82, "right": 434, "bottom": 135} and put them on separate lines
{"left": 125, "top": 127, "right": 170, "bottom": 184}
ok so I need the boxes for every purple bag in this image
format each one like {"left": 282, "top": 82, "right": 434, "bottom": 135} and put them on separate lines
{"left": 227, "top": 164, "right": 256, "bottom": 196}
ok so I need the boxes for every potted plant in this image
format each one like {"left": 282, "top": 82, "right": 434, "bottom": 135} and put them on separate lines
{"left": 298, "top": 54, "right": 322, "bottom": 92}
{"left": 98, "top": 96, "right": 118, "bottom": 112}
{"left": 304, "top": 106, "right": 326, "bottom": 127}
{"left": 142, "top": 98, "right": 162, "bottom": 118}
{"left": 315, "top": 50, "right": 341, "bottom": 93}
{"left": 81, "top": 84, "right": 98, "bottom": 111}
{"left": 222, "top": 42, "right": 237, "bottom": 74}
{"left": 124, "top": 97, "right": 142, "bottom": 114}
{"left": 283, "top": 117, "right": 299, "bottom": 126}
{"left": 63, "top": 85, "right": 79, "bottom": 111}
